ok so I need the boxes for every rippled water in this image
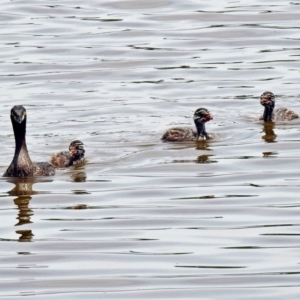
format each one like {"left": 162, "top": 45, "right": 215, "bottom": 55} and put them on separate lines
{"left": 1, "top": 0, "right": 300, "bottom": 299}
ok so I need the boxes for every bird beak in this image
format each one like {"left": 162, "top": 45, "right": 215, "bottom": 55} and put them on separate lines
{"left": 205, "top": 114, "right": 213, "bottom": 121}
{"left": 69, "top": 147, "right": 76, "bottom": 155}
{"left": 14, "top": 115, "right": 23, "bottom": 124}
{"left": 261, "top": 97, "right": 271, "bottom": 106}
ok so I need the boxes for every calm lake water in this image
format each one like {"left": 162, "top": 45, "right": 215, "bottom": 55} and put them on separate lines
{"left": 1, "top": 0, "right": 300, "bottom": 299}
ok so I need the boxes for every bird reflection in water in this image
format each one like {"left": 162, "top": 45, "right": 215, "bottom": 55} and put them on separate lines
{"left": 70, "top": 169, "right": 87, "bottom": 183}
{"left": 263, "top": 151, "right": 278, "bottom": 158}
{"left": 195, "top": 140, "right": 215, "bottom": 163}
{"left": 15, "top": 229, "right": 34, "bottom": 242}
{"left": 261, "top": 122, "right": 277, "bottom": 143}
{"left": 196, "top": 140, "right": 211, "bottom": 150}
{"left": 7, "top": 177, "right": 50, "bottom": 242}
{"left": 196, "top": 154, "right": 216, "bottom": 164}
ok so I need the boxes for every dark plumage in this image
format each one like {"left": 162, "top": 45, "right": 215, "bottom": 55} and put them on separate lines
{"left": 162, "top": 108, "right": 213, "bottom": 142}
{"left": 3, "top": 105, "right": 55, "bottom": 177}
{"left": 259, "top": 91, "right": 298, "bottom": 122}
{"left": 51, "top": 140, "right": 86, "bottom": 168}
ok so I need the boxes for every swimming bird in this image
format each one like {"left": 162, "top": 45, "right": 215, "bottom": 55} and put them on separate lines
{"left": 3, "top": 105, "right": 55, "bottom": 177}
{"left": 51, "top": 140, "right": 86, "bottom": 168}
{"left": 259, "top": 91, "right": 298, "bottom": 122}
{"left": 162, "top": 108, "right": 213, "bottom": 142}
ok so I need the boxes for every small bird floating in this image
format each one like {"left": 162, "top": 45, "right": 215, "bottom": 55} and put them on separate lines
{"left": 162, "top": 108, "right": 213, "bottom": 142}
{"left": 51, "top": 140, "right": 86, "bottom": 168}
{"left": 259, "top": 91, "right": 298, "bottom": 122}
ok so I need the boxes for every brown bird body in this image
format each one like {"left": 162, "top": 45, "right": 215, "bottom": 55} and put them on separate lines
{"left": 3, "top": 105, "right": 55, "bottom": 177}
{"left": 161, "top": 127, "right": 197, "bottom": 142}
{"left": 51, "top": 140, "right": 86, "bottom": 168}
{"left": 162, "top": 108, "right": 213, "bottom": 142}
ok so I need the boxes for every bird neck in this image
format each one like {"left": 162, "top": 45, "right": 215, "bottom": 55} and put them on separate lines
{"left": 194, "top": 121, "right": 208, "bottom": 140}
{"left": 11, "top": 118, "right": 33, "bottom": 164}
{"left": 68, "top": 151, "right": 85, "bottom": 167}
{"left": 263, "top": 106, "right": 274, "bottom": 122}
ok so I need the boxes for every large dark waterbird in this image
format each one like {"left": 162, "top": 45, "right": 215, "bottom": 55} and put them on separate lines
{"left": 3, "top": 105, "right": 55, "bottom": 177}
{"left": 162, "top": 108, "right": 213, "bottom": 142}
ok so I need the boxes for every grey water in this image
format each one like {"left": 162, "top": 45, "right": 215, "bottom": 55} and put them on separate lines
{"left": 0, "top": 0, "right": 300, "bottom": 299}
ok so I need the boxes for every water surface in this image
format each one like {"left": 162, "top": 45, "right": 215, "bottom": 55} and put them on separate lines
{"left": 1, "top": 0, "right": 300, "bottom": 299}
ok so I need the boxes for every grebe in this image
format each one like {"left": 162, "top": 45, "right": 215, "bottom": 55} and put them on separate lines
{"left": 162, "top": 108, "right": 213, "bottom": 142}
{"left": 259, "top": 91, "right": 298, "bottom": 122}
{"left": 51, "top": 140, "right": 86, "bottom": 168}
{"left": 3, "top": 105, "right": 55, "bottom": 177}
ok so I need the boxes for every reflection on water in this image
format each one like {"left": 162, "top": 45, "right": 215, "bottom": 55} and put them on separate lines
{"left": 7, "top": 178, "right": 37, "bottom": 197}
{"left": 263, "top": 151, "right": 278, "bottom": 157}
{"left": 68, "top": 204, "right": 88, "bottom": 209}
{"left": 14, "top": 196, "right": 32, "bottom": 226}
{"left": 70, "top": 169, "right": 87, "bottom": 183}
{"left": 196, "top": 140, "right": 212, "bottom": 150}
{"left": 173, "top": 154, "right": 216, "bottom": 164}
{"left": 7, "top": 178, "right": 50, "bottom": 242}
{"left": 196, "top": 154, "right": 216, "bottom": 164}
{"left": 261, "top": 122, "right": 277, "bottom": 143}
{"left": 15, "top": 230, "right": 34, "bottom": 242}
{"left": 9, "top": 179, "right": 35, "bottom": 242}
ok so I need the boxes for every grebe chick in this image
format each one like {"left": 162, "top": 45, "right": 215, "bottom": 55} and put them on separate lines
{"left": 51, "top": 140, "right": 86, "bottom": 168}
{"left": 3, "top": 105, "right": 55, "bottom": 177}
{"left": 162, "top": 108, "right": 213, "bottom": 142}
{"left": 259, "top": 91, "right": 298, "bottom": 122}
